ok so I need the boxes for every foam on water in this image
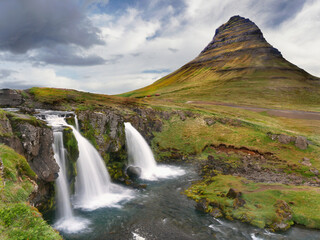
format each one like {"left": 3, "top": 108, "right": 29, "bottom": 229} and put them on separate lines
{"left": 124, "top": 122, "right": 185, "bottom": 181}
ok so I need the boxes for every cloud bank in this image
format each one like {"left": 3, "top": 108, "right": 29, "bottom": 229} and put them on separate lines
{"left": 0, "top": 0, "right": 318, "bottom": 94}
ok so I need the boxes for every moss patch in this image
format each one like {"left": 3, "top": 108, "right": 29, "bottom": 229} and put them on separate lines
{"left": 186, "top": 175, "right": 320, "bottom": 230}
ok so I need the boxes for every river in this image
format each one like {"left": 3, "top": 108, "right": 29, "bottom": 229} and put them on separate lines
{"left": 45, "top": 165, "right": 320, "bottom": 240}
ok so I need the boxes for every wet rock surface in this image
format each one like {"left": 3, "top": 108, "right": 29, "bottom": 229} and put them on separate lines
{"left": 126, "top": 166, "right": 142, "bottom": 180}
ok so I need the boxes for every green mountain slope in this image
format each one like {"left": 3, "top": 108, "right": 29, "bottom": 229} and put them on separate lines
{"left": 121, "top": 16, "right": 320, "bottom": 110}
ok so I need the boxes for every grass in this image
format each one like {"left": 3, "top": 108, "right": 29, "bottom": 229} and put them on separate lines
{"left": 152, "top": 112, "right": 320, "bottom": 175}
{"left": 27, "top": 87, "right": 139, "bottom": 111}
{"left": 186, "top": 175, "right": 320, "bottom": 230}
{"left": 0, "top": 144, "right": 61, "bottom": 239}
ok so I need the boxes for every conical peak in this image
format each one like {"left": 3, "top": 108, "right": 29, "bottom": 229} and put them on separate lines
{"left": 200, "top": 15, "right": 279, "bottom": 56}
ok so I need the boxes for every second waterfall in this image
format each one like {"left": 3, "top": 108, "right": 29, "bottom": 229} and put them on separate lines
{"left": 124, "top": 122, "right": 185, "bottom": 180}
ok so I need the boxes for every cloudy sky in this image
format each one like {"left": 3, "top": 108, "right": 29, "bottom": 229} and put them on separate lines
{"left": 0, "top": 0, "right": 319, "bottom": 94}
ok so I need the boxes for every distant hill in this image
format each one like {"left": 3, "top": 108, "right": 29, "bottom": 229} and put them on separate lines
{"left": 121, "top": 16, "right": 320, "bottom": 110}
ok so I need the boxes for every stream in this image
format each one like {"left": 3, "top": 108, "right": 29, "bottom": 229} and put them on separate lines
{"left": 45, "top": 165, "right": 320, "bottom": 240}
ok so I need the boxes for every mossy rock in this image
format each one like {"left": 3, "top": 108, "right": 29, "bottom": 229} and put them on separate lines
{"left": 63, "top": 127, "right": 79, "bottom": 194}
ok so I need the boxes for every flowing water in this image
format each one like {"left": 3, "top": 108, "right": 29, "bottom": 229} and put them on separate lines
{"left": 124, "top": 122, "right": 185, "bottom": 180}
{"left": 40, "top": 112, "right": 320, "bottom": 239}
{"left": 43, "top": 112, "right": 134, "bottom": 233}
{"left": 45, "top": 166, "right": 320, "bottom": 240}
{"left": 70, "top": 123, "right": 134, "bottom": 211}
{"left": 47, "top": 116, "right": 89, "bottom": 233}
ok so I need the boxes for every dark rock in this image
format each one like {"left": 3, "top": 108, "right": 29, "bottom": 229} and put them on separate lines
{"left": 15, "top": 122, "right": 59, "bottom": 182}
{"left": 0, "top": 89, "right": 23, "bottom": 107}
{"left": 295, "top": 136, "right": 308, "bottom": 150}
{"left": 126, "top": 166, "right": 142, "bottom": 179}
{"left": 233, "top": 197, "right": 246, "bottom": 209}
{"left": 204, "top": 117, "right": 215, "bottom": 126}
{"left": 177, "top": 111, "right": 186, "bottom": 121}
{"left": 20, "top": 107, "right": 36, "bottom": 115}
{"left": 131, "top": 183, "right": 147, "bottom": 190}
{"left": 267, "top": 132, "right": 279, "bottom": 141}
{"left": 270, "top": 200, "right": 293, "bottom": 231}
{"left": 226, "top": 188, "right": 242, "bottom": 199}
{"left": 210, "top": 208, "right": 223, "bottom": 218}
{"left": 278, "top": 134, "right": 296, "bottom": 144}
{"left": 310, "top": 168, "right": 319, "bottom": 176}
{"left": 195, "top": 199, "right": 208, "bottom": 212}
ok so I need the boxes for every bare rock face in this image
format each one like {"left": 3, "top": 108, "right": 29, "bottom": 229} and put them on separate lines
{"left": 267, "top": 132, "right": 309, "bottom": 150}
{"left": 192, "top": 15, "right": 282, "bottom": 67}
{"left": 295, "top": 136, "right": 308, "bottom": 150}
{"left": 15, "top": 123, "right": 59, "bottom": 182}
{"left": 0, "top": 111, "right": 59, "bottom": 210}
{"left": 0, "top": 89, "right": 23, "bottom": 107}
{"left": 77, "top": 110, "right": 126, "bottom": 154}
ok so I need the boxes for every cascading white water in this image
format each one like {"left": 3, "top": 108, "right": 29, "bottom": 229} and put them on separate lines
{"left": 53, "top": 131, "right": 73, "bottom": 220}
{"left": 46, "top": 115, "right": 89, "bottom": 233}
{"left": 124, "top": 122, "right": 185, "bottom": 180}
{"left": 44, "top": 112, "right": 134, "bottom": 233}
{"left": 71, "top": 118, "right": 134, "bottom": 210}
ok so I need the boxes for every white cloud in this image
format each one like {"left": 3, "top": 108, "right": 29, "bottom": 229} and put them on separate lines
{"left": 0, "top": 0, "right": 319, "bottom": 94}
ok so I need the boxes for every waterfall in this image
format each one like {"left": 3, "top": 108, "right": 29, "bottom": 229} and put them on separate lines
{"left": 47, "top": 115, "right": 89, "bottom": 233}
{"left": 124, "top": 122, "right": 185, "bottom": 180}
{"left": 53, "top": 131, "right": 73, "bottom": 220}
{"left": 43, "top": 112, "right": 133, "bottom": 233}
{"left": 71, "top": 117, "right": 134, "bottom": 210}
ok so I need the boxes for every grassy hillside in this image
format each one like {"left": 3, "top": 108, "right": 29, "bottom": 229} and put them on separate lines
{"left": 120, "top": 16, "right": 320, "bottom": 111}
{"left": 0, "top": 144, "right": 61, "bottom": 240}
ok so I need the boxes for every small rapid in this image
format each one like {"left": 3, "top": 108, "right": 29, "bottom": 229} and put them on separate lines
{"left": 124, "top": 122, "right": 185, "bottom": 180}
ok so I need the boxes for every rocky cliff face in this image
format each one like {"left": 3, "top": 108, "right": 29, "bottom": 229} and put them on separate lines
{"left": 0, "top": 89, "right": 23, "bottom": 107}
{"left": 193, "top": 15, "right": 283, "bottom": 67}
{"left": 0, "top": 111, "right": 59, "bottom": 210}
{"left": 74, "top": 107, "right": 164, "bottom": 180}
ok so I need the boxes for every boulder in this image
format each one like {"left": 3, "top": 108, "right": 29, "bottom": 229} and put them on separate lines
{"left": 195, "top": 199, "right": 208, "bottom": 212}
{"left": 210, "top": 208, "right": 223, "bottom": 218}
{"left": 204, "top": 117, "right": 215, "bottom": 126}
{"left": 301, "top": 157, "right": 311, "bottom": 167}
{"left": 226, "top": 188, "right": 242, "bottom": 199}
{"left": 295, "top": 136, "right": 308, "bottom": 150}
{"left": 270, "top": 200, "right": 293, "bottom": 231}
{"left": 233, "top": 197, "right": 246, "bottom": 209}
{"left": 177, "top": 111, "right": 186, "bottom": 121}
{"left": 0, "top": 89, "right": 23, "bottom": 107}
{"left": 126, "top": 166, "right": 142, "bottom": 179}
{"left": 278, "top": 134, "right": 296, "bottom": 144}
{"left": 310, "top": 168, "right": 319, "bottom": 176}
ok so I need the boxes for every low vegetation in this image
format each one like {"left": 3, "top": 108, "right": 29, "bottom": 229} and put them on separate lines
{"left": 0, "top": 144, "right": 61, "bottom": 239}
{"left": 186, "top": 175, "right": 320, "bottom": 230}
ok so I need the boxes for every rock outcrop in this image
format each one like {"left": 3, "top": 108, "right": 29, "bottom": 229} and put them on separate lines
{"left": 0, "top": 111, "right": 58, "bottom": 210}
{"left": 0, "top": 89, "right": 23, "bottom": 107}
{"left": 197, "top": 15, "right": 282, "bottom": 64}
{"left": 267, "top": 132, "right": 309, "bottom": 150}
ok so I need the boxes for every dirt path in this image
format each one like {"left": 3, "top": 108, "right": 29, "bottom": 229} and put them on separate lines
{"left": 186, "top": 101, "right": 320, "bottom": 120}
{"left": 243, "top": 184, "right": 318, "bottom": 194}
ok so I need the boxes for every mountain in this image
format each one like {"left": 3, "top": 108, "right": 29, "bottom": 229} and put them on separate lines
{"left": 122, "top": 16, "right": 320, "bottom": 110}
